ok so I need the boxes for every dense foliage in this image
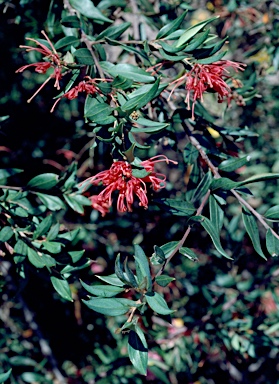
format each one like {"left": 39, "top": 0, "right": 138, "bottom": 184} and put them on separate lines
{"left": 1, "top": 0, "right": 279, "bottom": 383}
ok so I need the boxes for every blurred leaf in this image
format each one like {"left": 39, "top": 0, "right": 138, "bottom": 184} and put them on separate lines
{"left": 134, "top": 244, "right": 152, "bottom": 292}
{"left": 196, "top": 50, "right": 227, "bottom": 64}
{"left": 145, "top": 292, "right": 174, "bottom": 315}
{"left": 83, "top": 297, "right": 138, "bottom": 316}
{"left": 266, "top": 229, "right": 279, "bottom": 257}
{"left": 21, "top": 372, "right": 50, "bottom": 383}
{"left": 60, "top": 15, "right": 80, "bottom": 28}
{"left": 154, "top": 198, "right": 196, "bottom": 216}
{"left": 128, "top": 329, "right": 148, "bottom": 376}
{"left": 242, "top": 208, "right": 266, "bottom": 259}
{"left": 191, "top": 171, "right": 212, "bottom": 202}
{"left": 36, "top": 193, "right": 66, "bottom": 211}
{"left": 27, "top": 173, "right": 59, "bottom": 190}
{"left": 156, "top": 10, "right": 188, "bottom": 39}
{"left": 69, "top": 0, "right": 112, "bottom": 24}
{"left": 9, "top": 356, "right": 37, "bottom": 366}
{"left": 0, "top": 168, "right": 23, "bottom": 184}
{"left": 219, "top": 156, "right": 250, "bottom": 172}
{"left": 0, "top": 226, "right": 13, "bottom": 242}
{"left": 50, "top": 276, "right": 73, "bottom": 301}
{"left": 155, "top": 275, "right": 175, "bottom": 287}
{"left": 73, "top": 48, "right": 95, "bottom": 65}
{"left": 96, "top": 22, "right": 131, "bottom": 40}
{"left": 176, "top": 17, "right": 218, "bottom": 47}
{"left": 264, "top": 205, "right": 279, "bottom": 221}
{"left": 80, "top": 280, "right": 124, "bottom": 297}
{"left": 0, "top": 369, "right": 12, "bottom": 382}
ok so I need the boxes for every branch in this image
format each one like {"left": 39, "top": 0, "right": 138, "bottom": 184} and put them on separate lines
{"left": 81, "top": 32, "right": 105, "bottom": 78}
{"left": 184, "top": 120, "right": 279, "bottom": 242}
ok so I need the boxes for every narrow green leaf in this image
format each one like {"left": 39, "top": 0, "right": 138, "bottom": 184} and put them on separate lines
{"left": 115, "top": 254, "right": 130, "bottom": 285}
{"left": 153, "top": 245, "right": 165, "bottom": 264}
{"left": 124, "top": 258, "right": 138, "bottom": 288}
{"left": 101, "top": 63, "right": 154, "bottom": 83}
{"left": 0, "top": 369, "right": 12, "bottom": 382}
{"left": 266, "top": 229, "right": 279, "bottom": 257}
{"left": 179, "top": 247, "right": 199, "bottom": 261}
{"left": 176, "top": 16, "right": 218, "bottom": 47}
{"left": 33, "top": 215, "right": 53, "bottom": 240}
{"left": 219, "top": 156, "right": 250, "bottom": 172}
{"left": 155, "top": 275, "right": 175, "bottom": 287}
{"left": 156, "top": 10, "right": 188, "bottom": 39}
{"left": 83, "top": 297, "right": 138, "bottom": 316}
{"left": 209, "top": 195, "right": 224, "bottom": 234}
{"left": 242, "top": 208, "right": 266, "bottom": 259}
{"left": 41, "top": 253, "right": 56, "bottom": 267}
{"left": 27, "top": 248, "right": 45, "bottom": 268}
{"left": 36, "top": 193, "right": 66, "bottom": 211}
{"left": 264, "top": 205, "right": 279, "bottom": 221}
{"left": 195, "top": 50, "right": 227, "bottom": 64}
{"left": 68, "top": 250, "right": 85, "bottom": 263}
{"left": 27, "top": 173, "right": 59, "bottom": 190}
{"left": 122, "top": 77, "right": 161, "bottom": 111}
{"left": 54, "top": 36, "right": 80, "bottom": 50}
{"left": 46, "top": 223, "right": 60, "bottom": 241}
{"left": 0, "top": 168, "right": 23, "bottom": 184}
{"left": 69, "top": 0, "right": 112, "bottom": 24}
{"left": 60, "top": 15, "right": 80, "bottom": 28}
{"left": 96, "top": 273, "right": 125, "bottom": 287}
{"left": 151, "top": 241, "right": 179, "bottom": 264}
{"left": 95, "top": 21, "right": 131, "bottom": 40}
{"left": 128, "top": 329, "right": 148, "bottom": 376}
{"left": 191, "top": 171, "right": 212, "bottom": 202}
{"left": 145, "top": 292, "right": 174, "bottom": 315}
{"left": 42, "top": 241, "right": 63, "bottom": 254}
{"left": 0, "top": 226, "right": 13, "bottom": 242}
{"left": 183, "top": 29, "right": 210, "bottom": 52}
{"left": 197, "top": 216, "right": 232, "bottom": 259}
{"left": 80, "top": 281, "right": 124, "bottom": 297}
{"left": 154, "top": 198, "right": 196, "bottom": 216}
{"left": 64, "top": 194, "right": 84, "bottom": 214}
{"left": 50, "top": 276, "right": 73, "bottom": 301}
{"left": 14, "top": 240, "right": 28, "bottom": 256}
{"left": 134, "top": 245, "right": 152, "bottom": 292}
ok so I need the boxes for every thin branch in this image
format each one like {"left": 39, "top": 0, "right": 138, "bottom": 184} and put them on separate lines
{"left": 130, "top": 0, "right": 140, "bottom": 40}
{"left": 0, "top": 185, "right": 22, "bottom": 191}
{"left": 184, "top": 120, "right": 279, "bottom": 241}
{"left": 155, "top": 189, "right": 211, "bottom": 278}
{"left": 81, "top": 32, "right": 105, "bottom": 78}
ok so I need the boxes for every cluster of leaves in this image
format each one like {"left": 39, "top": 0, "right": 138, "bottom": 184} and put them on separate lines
{"left": 1, "top": 0, "right": 279, "bottom": 382}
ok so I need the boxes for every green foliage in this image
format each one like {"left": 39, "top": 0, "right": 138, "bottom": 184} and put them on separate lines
{"left": 1, "top": 0, "right": 279, "bottom": 382}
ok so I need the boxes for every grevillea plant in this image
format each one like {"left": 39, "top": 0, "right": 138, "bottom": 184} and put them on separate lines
{"left": 1, "top": 1, "right": 279, "bottom": 381}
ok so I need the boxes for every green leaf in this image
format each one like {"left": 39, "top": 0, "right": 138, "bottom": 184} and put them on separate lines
{"left": 20, "top": 372, "right": 49, "bottom": 383}
{"left": 130, "top": 117, "right": 169, "bottom": 134}
{"left": 238, "top": 173, "right": 279, "bottom": 186}
{"left": 95, "top": 21, "right": 131, "bottom": 40}
{"left": 155, "top": 275, "right": 175, "bottom": 287}
{"left": 27, "top": 173, "right": 59, "bottom": 190}
{"left": 101, "top": 62, "right": 154, "bottom": 83}
{"left": 156, "top": 10, "right": 188, "bottom": 39}
{"left": 68, "top": 250, "right": 85, "bottom": 263}
{"left": 124, "top": 258, "right": 138, "bottom": 288}
{"left": 264, "top": 205, "right": 279, "bottom": 221}
{"left": 0, "top": 226, "right": 13, "bottom": 242}
{"left": 36, "top": 193, "right": 66, "bottom": 211}
{"left": 191, "top": 171, "right": 212, "bottom": 202}
{"left": 50, "top": 276, "right": 73, "bottom": 301}
{"left": 115, "top": 254, "right": 130, "bottom": 285}
{"left": 41, "top": 253, "right": 56, "bottom": 267}
{"left": 176, "top": 16, "right": 218, "bottom": 47}
{"left": 96, "top": 273, "right": 125, "bottom": 287}
{"left": 145, "top": 292, "right": 174, "bottom": 315}
{"left": 179, "top": 247, "right": 199, "bottom": 261}
{"left": 183, "top": 29, "right": 210, "bottom": 52}
{"left": 73, "top": 48, "right": 94, "bottom": 65}
{"left": 83, "top": 297, "right": 138, "bottom": 316}
{"left": 112, "top": 75, "right": 134, "bottom": 90}
{"left": 209, "top": 195, "right": 224, "bottom": 234}
{"left": 195, "top": 50, "right": 227, "bottom": 64}
{"left": 122, "top": 78, "right": 161, "bottom": 112}
{"left": 14, "top": 240, "right": 28, "bottom": 256}
{"left": 9, "top": 356, "right": 37, "bottom": 366}
{"left": 69, "top": 0, "right": 113, "bottom": 24}
{"left": 154, "top": 198, "right": 196, "bottom": 216}
{"left": 27, "top": 248, "right": 45, "bottom": 268}
{"left": 0, "top": 369, "right": 12, "bottom": 382}
{"left": 60, "top": 15, "right": 80, "bottom": 28}
{"left": 134, "top": 245, "right": 152, "bottom": 292}
{"left": 128, "top": 132, "right": 151, "bottom": 149}
{"left": 42, "top": 241, "right": 63, "bottom": 254}
{"left": 266, "top": 229, "right": 279, "bottom": 257}
{"left": 84, "top": 97, "right": 116, "bottom": 125}
{"left": 58, "top": 228, "right": 80, "bottom": 242}
{"left": 218, "top": 156, "right": 250, "bottom": 172}
{"left": 54, "top": 36, "right": 80, "bottom": 50}
{"left": 196, "top": 216, "right": 232, "bottom": 259}
{"left": 128, "top": 329, "right": 148, "bottom": 376}
{"left": 151, "top": 241, "right": 179, "bottom": 264}
{"left": 0, "top": 168, "right": 23, "bottom": 184}
{"left": 153, "top": 245, "right": 165, "bottom": 264}
{"left": 46, "top": 223, "right": 60, "bottom": 241}
{"left": 80, "top": 281, "right": 124, "bottom": 297}
{"left": 211, "top": 177, "right": 240, "bottom": 191}
{"left": 242, "top": 208, "right": 266, "bottom": 259}
{"left": 33, "top": 215, "right": 53, "bottom": 240}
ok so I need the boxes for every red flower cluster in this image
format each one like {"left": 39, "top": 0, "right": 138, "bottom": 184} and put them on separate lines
{"left": 16, "top": 31, "right": 63, "bottom": 103}
{"left": 169, "top": 60, "right": 246, "bottom": 119}
{"left": 80, "top": 156, "right": 177, "bottom": 216}
{"left": 50, "top": 77, "right": 105, "bottom": 112}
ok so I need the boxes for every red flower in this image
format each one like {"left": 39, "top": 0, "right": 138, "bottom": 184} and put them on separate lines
{"left": 169, "top": 60, "right": 246, "bottom": 119}
{"left": 80, "top": 156, "right": 177, "bottom": 216}
{"left": 50, "top": 77, "right": 106, "bottom": 113}
{"left": 16, "top": 30, "right": 63, "bottom": 103}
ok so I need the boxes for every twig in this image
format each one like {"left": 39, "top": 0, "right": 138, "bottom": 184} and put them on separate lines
{"left": 184, "top": 120, "right": 279, "bottom": 241}
{"left": 81, "top": 32, "right": 105, "bottom": 78}
{"left": 155, "top": 189, "right": 211, "bottom": 278}
{"left": 130, "top": 0, "right": 140, "bottom": 40}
